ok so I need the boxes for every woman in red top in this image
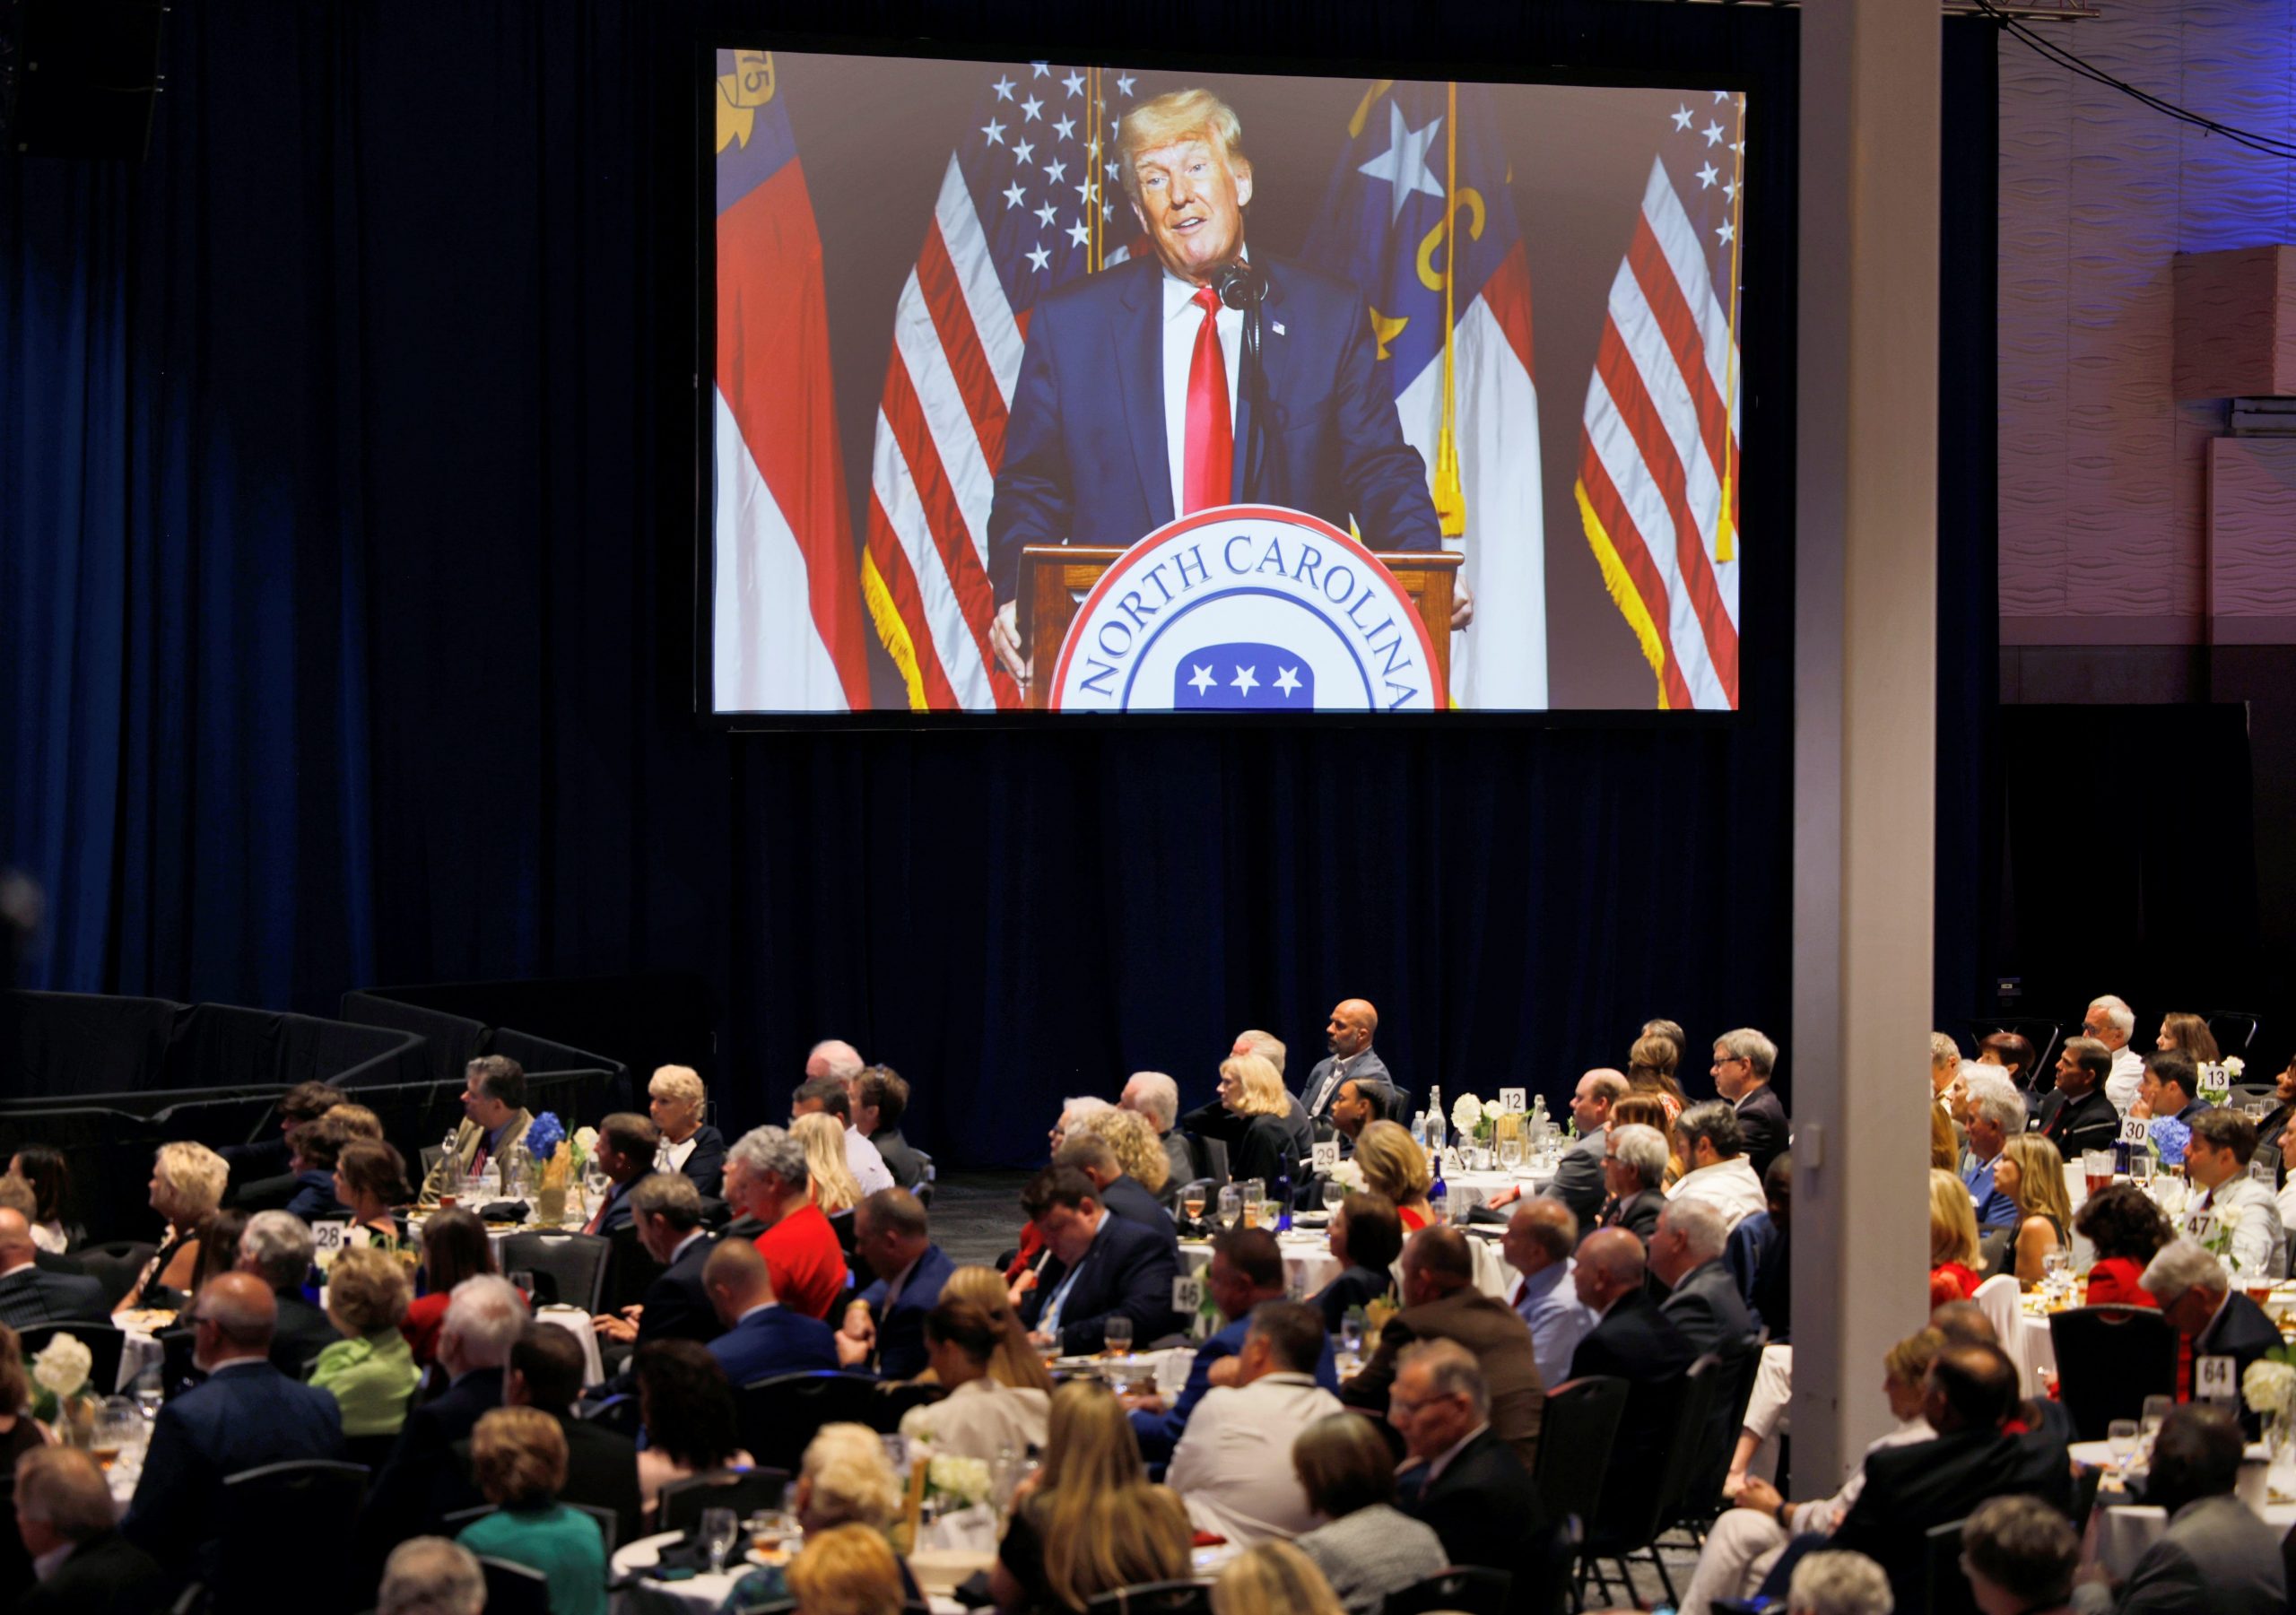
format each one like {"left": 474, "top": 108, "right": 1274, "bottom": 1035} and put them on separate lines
{"left": 2074, "top": 1183, "right": 2173, "bottom": 1307}
{"left": 1354, "top": 1122, "right": 1435, "bottom": 1232}
{"left": 401, "top": 1209, "right": 499, "bottom": 1365}
{"left": 1928, "top": 1168, "right": 1983, "bottom": 1307}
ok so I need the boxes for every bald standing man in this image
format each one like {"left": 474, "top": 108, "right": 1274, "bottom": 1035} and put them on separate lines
{"left": 1300, "top": 1000, "right": 1389, "bottom": 1122}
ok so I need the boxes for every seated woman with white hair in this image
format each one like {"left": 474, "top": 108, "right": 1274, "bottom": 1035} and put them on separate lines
{"left": 116, "top": 1141, "right": 230, "bottom": 1312}
{"left": 648, "top": 1064, "right": 726, "bottom": 1198}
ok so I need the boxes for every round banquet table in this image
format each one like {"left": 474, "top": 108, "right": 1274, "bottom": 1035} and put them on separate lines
{"left": 610, "top": 1532, "right": 970, "bottom": 1614}
{"left": 2066, "top": 1439, "right": 2296, "bottom": 1577}
{"left": 1177, "top": 1226, "right": 1513, "bottom": 1303}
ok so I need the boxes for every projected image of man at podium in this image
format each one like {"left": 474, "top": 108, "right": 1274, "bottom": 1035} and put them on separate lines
{"left": 986, "top": 88, "right": 1468, "bottom": 685}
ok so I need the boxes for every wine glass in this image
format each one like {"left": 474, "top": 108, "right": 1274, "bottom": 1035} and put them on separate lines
{"left": 1182, "top": 1187, "right": 1207, "bottom": 1230}
{"left": 1499, "top": 1136, "right": 1524, "bottom": 1174}
{"left": 132, "top": 1363, "right": 164, "bottom": 1425}
{"left": 2140, "top": 1394, "right": 2172, "bottom": 1457}
{"left": 1339, "top": 1311, "right": 1365, "bottom": 1356}
{"left": 2107, "top": 1419, "right": 2140, "bottom": 1472}
{"left": 1217, "top": 1185, "right": 1242, "bottom": 1229}
{"left": 1322, "top": 1180, "right": 1347, "bottom": 1215}
{"left": 1102, "top": 1316, "right": 1133, "bottom": 1358}
{"left": 700, "top": 1506, "right": 739, "bottom": 1574}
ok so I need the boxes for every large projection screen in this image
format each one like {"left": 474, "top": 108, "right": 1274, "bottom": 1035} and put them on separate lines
{"left": 708, "top": 51, "right": 1749, "bottom": 717}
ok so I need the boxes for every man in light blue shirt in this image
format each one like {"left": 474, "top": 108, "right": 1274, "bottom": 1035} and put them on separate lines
{"left": 1499, "top": 1198, "right": 1596, "bottom": 1389}
{"left": 1961, "top": 1077, "right": 2023, "bottom": 1229}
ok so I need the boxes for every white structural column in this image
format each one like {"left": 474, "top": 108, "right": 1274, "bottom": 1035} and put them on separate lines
{"left": 1791, "top": 0, "right": 1941, "bottom": 1493}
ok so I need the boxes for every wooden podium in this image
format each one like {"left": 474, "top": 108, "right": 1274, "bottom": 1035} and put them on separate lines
{"left": 1019, "top": 544, "right": 1461, "bottom": 710}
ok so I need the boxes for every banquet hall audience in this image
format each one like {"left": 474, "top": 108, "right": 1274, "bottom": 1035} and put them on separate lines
{"left": 2154, "top": 1010, "right": 2222, "bottom": 1064}
{"left": 1119, "top": 1070, "right": 1194, "bottom": 1190}
{"left": 190, "top": 1206, "right": 250, "bottom": 1301}
{"left": 2091, "top": 1403, "right": 2283, "bottom": 1611}
{"left": 1299, "top": 1003, "right": 1381, "bottom": 1122}
{"left": 2074, "top": 1185, "right": 2171, "bottom": 1305}
{"left": 1959, "top": 1494, "right": 2077, "bottom": 1615}
{"left": 848, "top": 1064, "right": 925, "bottom": 1192}
{"left": 12, "top": 1446, "right": 170, "bottom": 1613}
{"left": 792, "top": 1073, "right": 897, "bottom": 1195}
{"left": 1712, "top": 1028, "right": 1790, "bottom": 1177}
{"left": 310, "top": 1245, "right": 422, "bottom": 1444}
{"left": 1668, "top": 1101, "right": 1768, "bottom": 1229}
{"left": 935, "top": 1263, "right": 1057, "bottom": 1394}
{"left": 596, "top": 1172, "right": 723, "bottom": 1347}
{"left": 1017, "top": 1166, "right": 1179, "bottom": 1354}
{"left": 1928, "top": 1168, "right": 1984, "bottom": 1305}
{"left": 378, "top": 1537, "right": 485, "bottom": 1615}
{"left": 837, "top": 1186, "right": 953, "bottom": 1377}
{"left": 1500, "top": 1195, "right": 1596, "bottom": 1387}
{"left": 1067, "top": 1104, "right": 1174, "bottom": 1208}
{"left": 0, "top": 1208, "right": 108, "bottom": 1330}
{"left": 632, "top": 1338, "right": 753, "bottom": 1522}
{"left": 580, "top": 1112, "right": 661, "bottom": 1235}
{"left": 1786, "top": 1552, "right": 1894, "bottom": 1615}
{"left": 794, "top": 1109, "right": 865, "bottom": 1217}
{"left": 1052, "top": 1128, "right": 1172, "bottom": 1238}
{"left": 2144, "top": 1240, "right": 2280, "bottom": 1433}
{"left": 720, "top": 1422, "right": 909, "bottom": 1612}
{"left": 1289, "top": 1411, "right": 1448, "bottom": 1615}
{"left": 1212, "top": 1541, "right": 1350, "bottom": 1615}
{"left": 1182, "top": 1053, "right": 1313, "bottom": 1186}
{"left": 1352, "top": 1121, "right": 1435, "bottom": 1230}
{"left": 401, "top": 1208, "right": 500, "bottom": 1367}
{"left": 1688, "top": 1327, "right": 1941, "bottom": 1615}
{"left": 702, "top": 1237, "right": 839, "bottom": 1384}
{"left": 1960, "top": 1075, "right": 2024, "bottom": 1227}
{"left": 900, "top": 1292, "right": 1051, "bottom": 1459}
{"left": 1596, "top": 1121, "right": 1671, "bottom": 1241}
{"left": 456, "top": 1406, "right": 608, "bottom": 1615}
{"left": 283, "top": 1116, "right": 354, "bottom": 1221}
{"left": 991, "top": 1382, "right": 1194, "bottom": 1613}
{"left": 1991, "top": 1133, "right": 2074, "bottom": 1287}
{"left": 335, "top": 1137, "right": 413, "bottom": 1247}
{"left": 1326, "top": 1076, "right": 1395, "bottom": 1154}
{"left": 237, "top": 1209, "right": 339, "bottom": 1372}
{"left": 2038, "top": 1038, "right": 2121, "bottom": 1159}
{"left": 648, "top": 1064, "right": 727, "bottom": 1198}
{"left": 448, "top": 1055, "right": 534, "bottom": 1180}
{"left": 1824, "top": 1341, "right": 2069, "bottom": 1611}
{"left": 7, "top": 1145, "right": 75, "bottom": 1255}
{"left": 117, "top": 1141, "right": 229, "bottom": 1311}
{"left": 1308, "top": 1192, "right": 1401, "bottom": 1332}
{"left": 493, "top": 1323, "right": 643, "bottom": 1549}
{"left": 1652, "top": 1199, "right": 1754, "bottom": 1355}
{"left": 1387, "top": 1340, "right": 1551, "bottom": 1613}
{"left": 2085, "top": 995, "right": 2144, "bottom": 1112}
{"left": 2182, "top": 1108, "right": 2285, "bottom": 1278}
{"left": 125, "top": 1272, "right": 345, "bottom": 1577}
{"left": 723, "top": 1124, "right": 846, "bottom": 1320}
{"left": 1168, "top": 1300, "right": 1344, "bottom": 1544}
{"left": 1343, "top": 1225, "right": 1543, "bottom": 1467}
{"left": 1569, "top": 1225, "right": 1696, "bottom": 1526}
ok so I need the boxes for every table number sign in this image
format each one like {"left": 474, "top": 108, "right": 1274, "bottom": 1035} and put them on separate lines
{"left": 1499, "top": 1089, "right": 1526, "bottom": 1115}
{"left": 1172, "top": 1273, "right": 1205, "bottom": 1315}
{"left": 2198, "top": 1062, "right": 2231, "bottom": 1102}
{"left": 2182, "top": 1211, "right": 2217, "bottom": 1243}
{"left": 2196, "top": 1354, "right": 2238, "bottom": 1403}
{"left": 1311, "top": 1141, "right": 1340, "bottom": 1174}
{"left": 2119, "top": 1116, "right": 2152, "bottom": 1148}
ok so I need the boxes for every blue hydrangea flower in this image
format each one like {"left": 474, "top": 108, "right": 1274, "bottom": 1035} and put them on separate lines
{"left": 2149, "top": 1115, "right": 2190, "bottom": 1168}
{"left": 526, "top": 1111, "right": 566, "bottom": 1159}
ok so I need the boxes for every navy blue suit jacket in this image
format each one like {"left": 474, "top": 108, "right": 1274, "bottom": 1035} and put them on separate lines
{"left": 674, "top": 1124, "right": 728, "bottom": 1200}
{"left": 986, "top": 253, "right": 1439, "bottom": 605}
{"left": 638, "top": 1231, "right": 722, "bottom": 1347}
{"left": 353, "top": 1365, "right": 506, "bottom": 1588}
{"left": 123, "top": 1361, "right": 344, "bottom": 1576}
{"left": 1130, "top": 1311, "right": 1341, "bottom": 1463}
{"left": 855, "top": 1243, "right": 956, "bottom": 1381}
{"left": 1019, "top": 1212, "right": 1180, "bottom": 1355}
{"left": 709, "top": 1304, "right": 841, "bottom": 1386}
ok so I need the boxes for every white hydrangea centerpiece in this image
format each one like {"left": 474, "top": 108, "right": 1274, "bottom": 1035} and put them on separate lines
{"left": 30, "top": 1333, "right": 91, "bottom": 1401}
{"left": 1450, "top": 1094, "right": 1485, "bottom": 1136}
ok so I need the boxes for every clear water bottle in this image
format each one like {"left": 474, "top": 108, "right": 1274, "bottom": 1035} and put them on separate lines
{"left": 1411, "top": 1111, "right": 1429, "bottom": 1150}
{"left": 434, "top": 1131, "right": 459, "bottom": 1198}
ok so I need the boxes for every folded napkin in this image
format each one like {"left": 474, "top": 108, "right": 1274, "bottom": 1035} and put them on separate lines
{"left": 480, "top": 1200, "right": 530, "bottom": 1222}
{"left": 645, "top": 1533, "right": 716, "bottom": 1578}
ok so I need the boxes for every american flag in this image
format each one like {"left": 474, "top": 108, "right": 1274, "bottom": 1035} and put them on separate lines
{"left": 1574, "top": 92, "right": 1746, "bottom": 711}
{"left": 860, "top": 64, "right": 1153, "bottom": 711}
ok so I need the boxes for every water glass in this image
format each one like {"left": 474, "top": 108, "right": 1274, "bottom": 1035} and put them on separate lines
{"left": 1217, "top": 1185, "right": 1242, "bottom": 1229}
{"left": 1102, "top": 1316, "right": 1133, "bottom": 1357}
{"left": 1499, "top": 1137, "right": 1524, "bottom": 1173}
{"left": 1322, "top": 1180, "right": 1347, "bottom": 1215}
{"left": 2141, "top": 1394, "right": 2172, "bottom": 1440}
{"left": 700, "top": 1506, "right": 740, "bottom": 1574}
{"left": 1340, "top": 1312, "right": 1365, "bottom": 1356}
{"left": 2107, "top": 1419, "right": 2140, "bottom": 1471}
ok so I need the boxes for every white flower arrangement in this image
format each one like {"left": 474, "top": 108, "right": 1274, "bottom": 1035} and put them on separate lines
{"left": 926, "top": 1454, "right": 992, "bottom": 1507}
{"left": 2245, "top": 1359, "right": 2296, "bottom": 1419}
{"left": 30, "top": 1333, "right": 91, "bottom": 1400}
{"left": 2227, "top": 1056, "right": 2248, "bottom": 1081}
{"left": 1450, "top": 1094, "right": 1484, "bottom": 1134}
{"left": 1328, "top": 1159, "right": 1366, "bottom": 1192}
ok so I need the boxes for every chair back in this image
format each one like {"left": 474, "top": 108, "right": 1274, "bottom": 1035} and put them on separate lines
{"left": 1678, "top": 1332, "right": 1765, "bottom": 1521}
{"left": 76, "top": 1240, "right": 155, "bottom": 1308}
{"left": 602, "top": 1222, "right": 665, "bottom": 1314}
{"left": 1533, "top": 1376, "right": 1627, "bottom": 1524}
{"left": 2205, "top": 1012, "right": 2263, "bottom": 1057}
{"left": 1924, "top": 1518, "right": 1980, "bottom": 1615}
{"left": 579, "top": 1392, "right": 642, "bottom": 1440}
{"left": 214, "top": 1459, "right": 371, "bottom": 1613}
{"left": 1186, "top": 1135, "right": 1230, "bottom": 1188}
{"left": 2048, "top": 1306, "right": 2179, "bottom": 1441}
{"left": 658, "top": 1466, "right": 796, "bottom": 1534}
{"left": 1583, "top": 1363, "right": 1707, "bottom": 1556}
{"left": 500, "top": 1230, "right": 612, "bottom": 1314}
{"left": 1384, "top": 1565, "right": 1513, "bottom": 1615}
{"left": 16, "top": 1322, "right": 126, "bottom": 1397}
{"left": 868, "top": 1379, "right": 948, "bottom": 1433}
{"left": 736, "top": 1371, "right": 886, "bottom": 1472}
{"left": 474, "top": 1555, "right": 552, "bottom": 1615}
{"left": 1083, "top": 1581, "right": 1214, "bottom": 1614}
{"left": 911, "top": 1150, "right": 935, "bottom": 1209}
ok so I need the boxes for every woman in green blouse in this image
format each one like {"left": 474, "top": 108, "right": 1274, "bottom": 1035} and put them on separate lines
{"left": 309, "top": 1246, "right": 421, "bottom": 1439}
{"left": 458, "top": 1407, "right": 608, "bottom": 1615}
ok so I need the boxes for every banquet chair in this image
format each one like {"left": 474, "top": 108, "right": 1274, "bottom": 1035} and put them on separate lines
{"left": 500, "top": 1230, "right": 612, "bottom": 1315}
{"left": 1532, "top": 1376, "right": 1627, "bottom": 1527}
{"left": 213, "top": 1458, "right": 372, "bottom": 1613}
{"left": 2048, "top": 1306, "right": 2178, "bottom": 1442}
{"left": 1923, "top": 1518, "right": 1981, "bottom": 1615}
{"left": 868, "top": 1378, "right": 947, "bottom": 1432}
{"left": 737, "top": 1371, "right": 884, "bottom": 1471}
{"left": 1578, "top": 1356, "right": 1717, "bottom": 1608}
{"left": 1964, "top": 1019, "right": 2063, "bottom": 1089}
{"left": 75, "top": 1240, "right": 156, "bottom": 1308}
{"left": 15, "top": 1322, "right": 126, "bottom": 1399}
{"left": 1675, "top": 1330, "right": 1766, "bottom": 1531}
{"left": 912, "top": 1150, "right": 935, "bottom": 1209}
{"left": 1083, "top": 1580, "right": 1214, "bottom": 1614}
{"left": 1385, "top": 1565, "right": 1512, "bottom": 1615}
{"left": 657, "top": 1467, "right": 794, "bottom": 1534}
{"left": 0, "top": 1478, "right": 30, "bottom": 1608}
{"left": 444, "top": 1499, "right": 620, "bottom": 1559}
{"left": 2204, "top": 1012, "right": 2263, "bottom": 1057}
{"left": 580, "top": 1392, "right": 643, "bottom": 1440}
{"left": 474, "top": 1555, "right": 552, "bottom": 1615}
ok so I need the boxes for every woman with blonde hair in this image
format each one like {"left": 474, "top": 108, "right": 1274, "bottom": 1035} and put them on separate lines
{"left": 1992, "top": 1134, "right": 2073, "bottom": 1288}
{"left": 1928, "top": 1167, "right": 1983, "bottom": 1305}
{"left": 1066, "top": 1107, "right": 1170, "bottom": 1195}
{"left": 935, "top": 1265, "right": 1056, "bottom": 1393}
{"left": 1351, "top": 1122, "right": 1434, "bottom": 1231}
{"left": 718, "top": 1423, "right": 911, "bottom": 1612}
{"left": 1213, "top": 1541, "right": 1348, "bottom": 1615}
{"left": 117, "top": 1141, "right": 230, "bottom": 1310}
{"left": 1611, "top": 1094, "right": 1686, "bottom": 1185}
{"left": 991, "top": 1382, "right": 1193, "bottom": 1612}
{"left": 794, "top": 1111, "right": 862, "bottom": 1216}
{"left": 786, "top": 1523, "right": 905, "bottom": 1615}
{"left": 1179, "top": 1053, "right": 1313, "bottom": 1188}
{"left": 311, "top": 1246, "right": 421, "bottom": 1442}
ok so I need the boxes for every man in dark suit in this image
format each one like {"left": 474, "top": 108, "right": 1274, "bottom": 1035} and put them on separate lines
{"left": 1017, "top": 1167, "right": 1179, "bottom": 1355}
{"left": 1829, "top": 1341, "right": 2071, "bottom": 1611}
{"left": 836, "top": 1189, "right": 952, "bottom": 1380}
{"left": 1567, "top": 1228, "right": 1699, "bottom": 1531}
{"left": 1711, "top": 1029, "right": 1791, "bottom": 1179}
{"left": 236, "top": 1210, "right": 337, "bottom": 1375}
{"left": 704, "top": 1238, "right": 839, "bottom": 1385}
{"left": 15, "top": 1446, "right": 171, "bottom": 1614}
{"left": 1054, "top": 1134, "right": 1174, "bottom": 1242}
{"left": 2113, "top": 1403, "right": 2287, "bottom": 1611}
{"left": 1389, "top": 1339, "right": 1555, "bottom": 1615}
{"left": 0, "top": 1210, "right": 109, "bottom": 1330}
{"left": 1650, "top": 1202, "right": 1757, "bottom": 1356}
{"left": 2037, "top": 1037, "right": 2121, "bottom": 1159}
{"left": 1296, "top": 1001, "right": 1395, "bottom": 1124}
{"left": 1342, "top": 1226, "right": 1544, "bottom": 1470}
{"left": 581, "top": 1113, "right": 662, "bottom": 1237}
{"left": 648, "top": 1064, "right": 727, "bottom": 1200}
{"left": 122, "top": 1273, "right": 344, "bottom": 1579}
{"left": 984, "top": 86, "right": 1453, "bottom": 684}
{"left": 1594, "top": 1124, "right": 1670, "bottom": 1246}
{"left": 595, "top": 1173, "right": 723, "bottom": 1353}
{"left": 850, "top": 1066, "right": 927, "bottom": 1193}
{"left": 2150, "top": 1238, "right": 2283, "bottom": 1437}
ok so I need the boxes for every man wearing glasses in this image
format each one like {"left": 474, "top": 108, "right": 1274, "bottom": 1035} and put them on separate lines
{"left": 2083, "top": 995, "right": 2145, "bottom": 1115}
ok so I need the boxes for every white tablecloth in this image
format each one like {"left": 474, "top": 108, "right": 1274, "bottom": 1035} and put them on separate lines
{"left": 2066, "top": 1439, "right": 2296, "bottom": 1576}
{"left": 610, "top": 1531, "right": 966, "bottom": 1613}
{"left": 1441, "top": 1164, "right": 1555, "bottom": 1211}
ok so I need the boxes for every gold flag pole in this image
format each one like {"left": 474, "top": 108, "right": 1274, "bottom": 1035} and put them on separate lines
{"left": 1431, "top": 82, "right": 1465, "bottom": 538}
{"left": 1717, "top": 94, "right": 1747, "bottom": 564}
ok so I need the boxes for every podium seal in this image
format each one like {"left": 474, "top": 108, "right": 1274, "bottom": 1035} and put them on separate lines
{"left": 1047, "top": 505, "right": 1446, "bottom": 713}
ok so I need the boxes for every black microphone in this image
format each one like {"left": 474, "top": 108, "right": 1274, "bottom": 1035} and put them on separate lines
{"left": 1213, "top": 259, "right": 1265, "bottom": 310}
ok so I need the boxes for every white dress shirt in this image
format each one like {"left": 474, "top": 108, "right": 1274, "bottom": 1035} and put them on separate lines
{"left": 2104, "top": 1046, "right": 2144, "bottom": 1115}
{"left": 845, "top": 1126, "right": 896, "bottom": 1195}
{"left": 657, "top": 1134, "right": 700, "bottom": 1176}
{"left": 1666, "top": 1155, "right": 1769, "bottom": 1230}
{"left": 2199, "top": 1176, "right": 2288, "bottom": 1280}
{"left": 1160, "top": 267, "right": 1242, "bottom": 516}
{"left": 1167, "top": 1371, "right": 1342, "bottom": 1545}
{"left": 899, "top": 1376, "right": 1051, "bottom": 1464}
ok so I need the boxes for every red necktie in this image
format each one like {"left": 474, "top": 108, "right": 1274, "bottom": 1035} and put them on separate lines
{"left": 1182, "top": 286, "right": 1231, "bottom": 514}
